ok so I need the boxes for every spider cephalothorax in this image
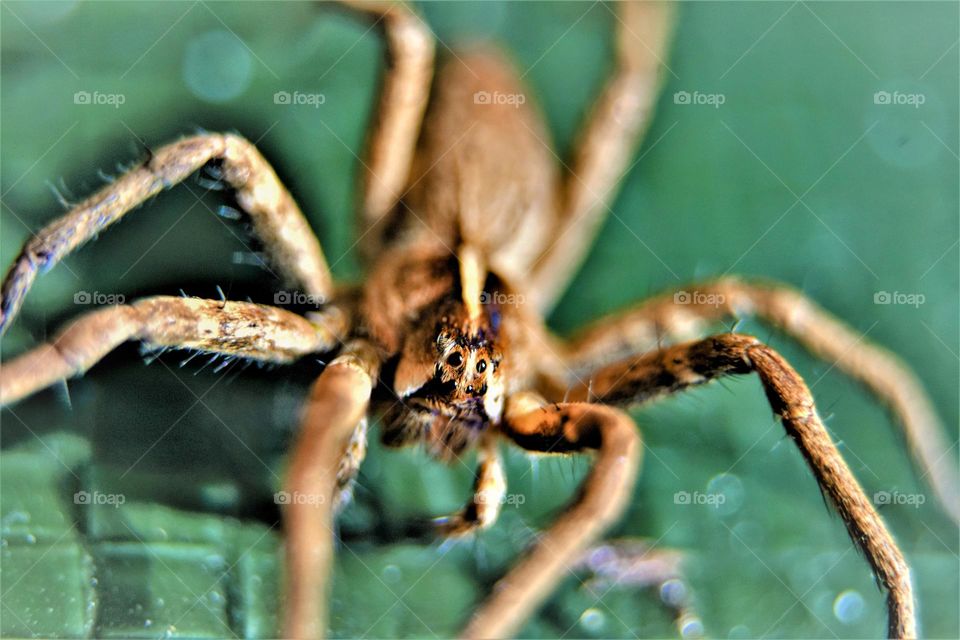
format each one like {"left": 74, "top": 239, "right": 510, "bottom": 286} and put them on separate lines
{"left": 380, "top": 289, "right": 506, "bottom": 460}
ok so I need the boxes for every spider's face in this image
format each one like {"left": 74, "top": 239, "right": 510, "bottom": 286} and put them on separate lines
{"left": 433, "top": 323, "right": 504, "bottom": 418}
{"left": 383, "top": 299, "right": 506, "bottom": 459}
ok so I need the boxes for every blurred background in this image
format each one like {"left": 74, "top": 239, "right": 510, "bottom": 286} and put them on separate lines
{"left": 1, "top": 1, "right": 957, "bottom": 638}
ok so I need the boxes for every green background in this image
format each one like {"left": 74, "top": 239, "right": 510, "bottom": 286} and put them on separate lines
{"left": 1, "top": 1, "right": 957, "bottom": 638}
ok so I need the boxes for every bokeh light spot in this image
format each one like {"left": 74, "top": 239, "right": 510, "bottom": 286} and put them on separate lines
{"left": 183, "top": 30, "right": 253, "bottom": 103}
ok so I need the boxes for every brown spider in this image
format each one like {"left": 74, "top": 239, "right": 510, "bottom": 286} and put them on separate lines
{"left": 1, "top": 2, "right": 956, "bottom": 638}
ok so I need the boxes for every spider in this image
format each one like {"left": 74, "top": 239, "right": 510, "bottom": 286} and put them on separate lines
{"left": 1, "top": 1, "right": 956, "bottom": 638}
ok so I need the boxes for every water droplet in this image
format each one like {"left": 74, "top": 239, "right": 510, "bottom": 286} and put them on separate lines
{"left": 707, "top": 473, "right": 744, "bottom": 516}
{"left": 833, "top": 589, "right": 865, "bottom": 624}
{"left": 579, "top": 608, "right": 605, "bottom": 633}
{"left": 680, "top": 615, "right": 704, "bottom": 638}
{"left": 2, "top": 510, "right": 30, "bottom": 526}
{"left": 382, "top": 564, "right": 402, "bottom": 583}
{"left": 660, "top": 578, "right": 688, "bottom": 607}
{"left": 182, "top": 30, "right": 253, "bottom": 103}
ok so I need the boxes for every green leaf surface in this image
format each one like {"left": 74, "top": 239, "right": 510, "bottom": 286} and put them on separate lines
{"left": 2, "top": 2, "right": 957, "bottom": 638}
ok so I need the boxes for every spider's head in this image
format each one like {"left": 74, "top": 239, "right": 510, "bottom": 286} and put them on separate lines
{"left": 384, "top": 246, "right": 507, "bottom": 458}
{"left": 388, "top": 296, "right": 506, "bottom": 453}
{"left": 432, "top": 313, "right": 504, "bottom": 415}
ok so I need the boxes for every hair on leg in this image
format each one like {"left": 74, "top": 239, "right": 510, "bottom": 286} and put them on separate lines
{"left": 565, "top": 333, "right": 916, "bottom": 638}
{"left": 0, "top": 297, "right": 346, "bottom": 406}
{"left": 1, "top": 133, "right": 332, "bottom": 334}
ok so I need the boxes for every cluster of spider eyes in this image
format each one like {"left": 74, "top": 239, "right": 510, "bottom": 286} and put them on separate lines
{"left": 445, "top": 351, "right": 487, "bottom": 373}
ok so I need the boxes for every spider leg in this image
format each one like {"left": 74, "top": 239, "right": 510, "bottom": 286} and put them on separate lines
{"left": 461, "top": 395, "right": 642, "bottom": 639}
{"left": 437, "top": 434, "right": 506, "bottom": 537}
{"left": 0, "top": 297, "right": 346, "bottom": 406}
{"left": 332, "top": 415, "right": 369, "bottom": 511}
{"left": 341, "top": 0, "right": 434, "bottom": 257}
{"left": 563, "top": 275, "right": 960, "bottom": 524}
{"left": 565, "top": 333, "right": 916, "bottom": 639}
{"left": 528, "top": 0, "right": 676, "bottom": 312}
{"left": 1, "top": 133, "right": 332, "bottom": 334}
{"left": 283, "top": 339, "right": 380, "bottom": 640}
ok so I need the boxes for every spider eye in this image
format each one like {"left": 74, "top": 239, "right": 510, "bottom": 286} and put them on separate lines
{"left": 476, "top": 359, "right": 486, "bottom": 373}
{"left": 446, "top": 352, "right": 463, "bottom": 368}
